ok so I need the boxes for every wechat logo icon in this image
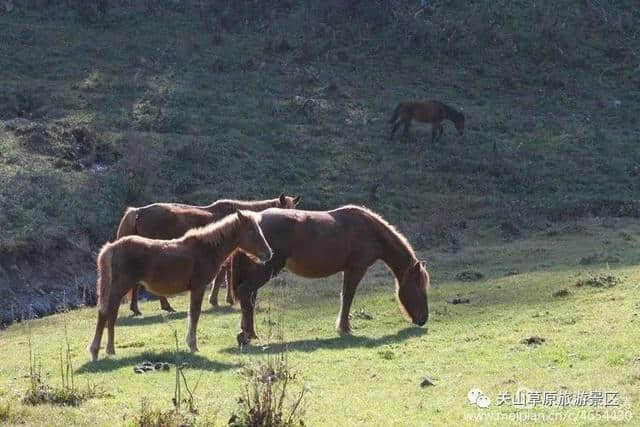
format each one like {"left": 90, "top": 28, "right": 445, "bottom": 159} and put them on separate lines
{"left": 468, "top": 388, "right": 491, "bottom": 409}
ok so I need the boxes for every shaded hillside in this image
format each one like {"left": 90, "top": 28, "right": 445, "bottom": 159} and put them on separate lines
{"left": 0, "top": 1, "right": 638, "bottom": 320}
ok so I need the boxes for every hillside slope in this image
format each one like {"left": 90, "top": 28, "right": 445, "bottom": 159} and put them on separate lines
{"left": 0, "top": 1, "right": 639, "bottom": 321}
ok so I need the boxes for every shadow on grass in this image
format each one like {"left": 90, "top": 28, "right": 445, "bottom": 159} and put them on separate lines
{"left": 116, "top": 305, "right": 238, "bottom": 327}
{"left": 203, "top": 305, "right": 238, "bottom": 315}
{"left": 76, "top": 350, "right": 239, "bottom": 374}
{"left": 116, "top": 312, "right": 187, "bottom": 327}
{"left": 220, "top": 326, "right": 428, "bottom": 355}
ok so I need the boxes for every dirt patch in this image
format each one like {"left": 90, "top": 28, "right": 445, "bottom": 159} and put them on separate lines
{"left": 0, "top": 243, "right": 96, "bottom": 327}
{"left": 448, "top": 297, "right": 471, "bottom": 305}
{"left": 3, "top": 119, "right": 118, "bottom": 168}
{"left": 552, "top": 289, "right": 571, "bottom": 298}
{"left": 521, "top": 336, "right": 545, "bottom": 346}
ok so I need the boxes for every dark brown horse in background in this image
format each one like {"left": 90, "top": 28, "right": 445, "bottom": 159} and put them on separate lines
{"left": 228, "top": 205, "right": 430, "bottom": 345}
{"left": 88, "top": 211, "right": 273, "bottom": 361}
{"left": 389, "top": 100, "right": 465, "bottom": 143}
{"left": 115, "top": 193, "right": 300, "bottom": 315}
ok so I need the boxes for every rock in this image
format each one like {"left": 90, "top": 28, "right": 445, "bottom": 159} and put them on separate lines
{"left": 420, "top": 377, "right": 435, "bottom": 387}
{"left": 448, "top": 297, "right": 470, "bottom": 305}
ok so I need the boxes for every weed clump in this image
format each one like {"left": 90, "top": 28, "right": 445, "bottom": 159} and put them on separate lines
{"left": 126, "top": 398, "right": 196, "bottom": 427}
{"left": 22, "top": 319, "right": 107, "bottom": 407}
{"left": 455, "top": 270, "right": 484, "bottom": 282}
{"left": 575, "top": 274, "right": 621, "bottom": 288}
{"left": 229, "top": 359, "right": 307, "bottom": 427}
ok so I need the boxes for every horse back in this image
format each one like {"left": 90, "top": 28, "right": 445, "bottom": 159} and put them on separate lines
{"left": 136, "top": 204, "right": 214, "bottom": 239}
{"left": 113, "top": 236, "right": 197, "bottom": 292}
{"left": 206, "top": 201, "right": 236, "bottom": 220}
{"left": 406, "top": 100, "right": 444, "bottom": 124}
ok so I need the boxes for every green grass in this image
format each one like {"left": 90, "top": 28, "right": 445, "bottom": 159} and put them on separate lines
{"left": 1, "top": 2, "right": 640, "bottom": 424}
{"left": 1, "top": 220, "right": 639, "bottom": 425}
{"left": 0, "top": 2, "right": 639, "bottom": 252}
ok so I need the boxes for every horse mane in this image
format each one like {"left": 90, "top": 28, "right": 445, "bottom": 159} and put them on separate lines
{"left": 341, "top": 205, "right": 416, "bottom": 260}
{"left": 440, "top": 102, "right": 463, "bottom": 122}
{"left": 208, "top": 198, "right": 279, "bottom": 212}
{"left": 182, "top": 212, "right": 243, "bottom": 247}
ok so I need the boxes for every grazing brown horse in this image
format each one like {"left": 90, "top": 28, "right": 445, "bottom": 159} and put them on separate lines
{"left": 88, "top": 211, "right": 273, "bottom": 361}
{"left": 116, "top": 193, "right": 300, "bottom": 315}
{"left": 389, "top": 100, "right": 465, "bottom": 143}
{"left": 228, "top": 206, "right": 430, "bottom": 345}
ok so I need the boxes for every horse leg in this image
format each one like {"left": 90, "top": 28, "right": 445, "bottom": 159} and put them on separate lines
{"left": 223, "top": 267, "right": 234, "bottom": 305}
{"left": 237, "top": 284, "right": 261, "bottom": 346}
{"left": 438, "top": 124, "right": 444, "bottom": 142}
{"left": 186, "top": 284, "right": 206, "bottom": 353}
{"left": 336, "top": 267, "right": 367, "bottom": 334}
{"left": 129, "top": 285, "right": 142, "bottom": 316}
{"left": 389, "top": 121, "right": 401, "bottom": 140}
{"left": 207, "top": 269, "right": 225, "bottom": 307}
{"left": 431, "top": 125, "right": 437, "bottom": 144}
{"left": 402, "top": 120, "right": 411, "bottom": 141}
{"left": 207, "top": 274, "right": 220, "bottom": 307}
{"left": 159, "top": 296, "right": 176, "bottom": 313}
{"left": 236, "top": 257, "right": 284, "bottom": 346}
{"left": 106, "top": 289, "right": 126, "bottom": 356}
{"left": 88, "top": 310, "right": 108, "bottom": 361}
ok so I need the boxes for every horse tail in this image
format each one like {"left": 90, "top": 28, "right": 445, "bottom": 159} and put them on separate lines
{"left": 96, "top": 242, "right": 114, "bottom": 315}
{"left": 228, "top": 254, "right": 240, "bottom": 305}
{"left": 388, "top": 102, "right": 402, "bottom": 124}
{"left": 116, "top": 207, "right": 138, "bottom": 238}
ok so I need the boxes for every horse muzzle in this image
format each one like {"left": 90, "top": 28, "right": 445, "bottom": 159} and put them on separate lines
{"left": 258, "top": 251, "right": 273, "bottom": 264}
{"left": 414, "top": 315, "right": 428, "bottom": 326}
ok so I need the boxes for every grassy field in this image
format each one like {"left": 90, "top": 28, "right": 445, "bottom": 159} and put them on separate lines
{"left": 1, "top": 2, "right": 639, "bottom": 425}
{"left": 1, "top": 219, "right": 639, "bottom": 426}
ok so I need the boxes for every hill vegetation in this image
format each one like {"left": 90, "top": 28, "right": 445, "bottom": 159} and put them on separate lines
{"left": 0, "top": 0, "right": 638, "bottom": 318}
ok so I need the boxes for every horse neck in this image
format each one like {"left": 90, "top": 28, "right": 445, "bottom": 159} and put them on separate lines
{"left": 231, "top": 199, "right": 279, "bottom": 211}
{"left": 375, "top": 226, "right": 415, "bottom": 282}
{"left": 191, "top": 220, "right": 242, "bottom": 269}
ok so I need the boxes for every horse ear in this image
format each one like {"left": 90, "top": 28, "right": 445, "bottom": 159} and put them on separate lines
{"left": 293, "top": 195, "right": 301, "bottom": 206}
{"left": 279, "top": 193, "right": 286, "bottom": 205}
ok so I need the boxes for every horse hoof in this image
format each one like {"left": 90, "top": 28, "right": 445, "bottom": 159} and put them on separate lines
{"left": 131, "top": 311, "right": 142, "bottom": 317}
{"left": 337, "top": 327, "right": 352, "bottom": 336}
{"left": 236, "top": 332, "right": 250, "bottom": 347}
{"left": 88, "top": 347, "right": 98, "bottom": 362}
{"left": 163, "top": 307, "right": 177, "bottom": 313}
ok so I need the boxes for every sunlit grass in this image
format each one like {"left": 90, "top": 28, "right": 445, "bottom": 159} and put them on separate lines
{"left": 1, "top": 224, "right": 639, "bottom": 425}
